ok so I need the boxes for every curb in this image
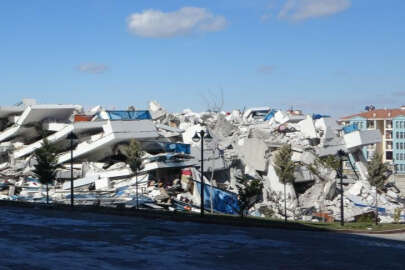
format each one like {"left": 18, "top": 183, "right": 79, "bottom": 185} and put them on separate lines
{"left": 333, "top": 228, "right": 405, "bottom": 235}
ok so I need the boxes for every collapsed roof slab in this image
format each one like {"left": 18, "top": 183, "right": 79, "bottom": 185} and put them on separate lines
{"left": 0, "top": 99, "right": 37, "bottom": 120}
{"left": 0, "top": 106, "right": 25, "bottom": 120}
{"left": 344, "top": 129, "right": 382, "bottom": 151}
{"left": 243, "top": 107, "right": 271, "bottom": 121}
{"left": 190, "top": 146, "right": 227, "bottom": 172}
{"left": 13, "top": 121, "right": 105, "bottom": 159}
{"left": 17, "top": 105, "right": 81, "bottom": 125}
{"left": 0, "top": 104, "right": 80, "bottom": 143}
{"left": 57, "top": 120, "right": 159, "bottom": 164}
{"left": 141, "top": 157, "right": 197, "bottom": 173}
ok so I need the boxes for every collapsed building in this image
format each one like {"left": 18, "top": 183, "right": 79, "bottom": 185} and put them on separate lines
{"left": 0, "top": 99, "right": 403, "bottom": 223}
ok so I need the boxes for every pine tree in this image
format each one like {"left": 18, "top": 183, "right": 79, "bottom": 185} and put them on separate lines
{"left": 274, "top": 144, "right": 295, "bottom": 222}
{"left": 367, "top": 153, "right": 389, "bottom": 224}
{"left": 367, "top": 153, "right": 389, "bottom": 189}
{"left": 237, "top": 175, "right": 263, "bottom": 218}
{"left": 123, "top": 139, "right": 144, "bottom": 209}
{"left": 33, "top": 138, "right": 58, "bottom": 204}
{"left": 319, "top": 155, "right": 341, "bottom": 172}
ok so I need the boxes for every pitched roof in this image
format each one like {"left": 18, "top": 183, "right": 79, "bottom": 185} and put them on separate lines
{"left": 340, "top": 108, "right": 405, "bottom": 120}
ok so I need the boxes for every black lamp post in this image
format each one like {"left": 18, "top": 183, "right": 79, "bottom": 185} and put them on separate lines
{"left": 67, "top": 132, "right": 78, "bottom": 207}
{"left": 337, "top": 150, "right": 346, "bottom": 226}
{"left": 192, "top": 129, "right": 213, "bottom": 217}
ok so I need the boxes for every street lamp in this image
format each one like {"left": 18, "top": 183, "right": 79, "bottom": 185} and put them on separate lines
{"left": 337, "top": 150, "right": 346, "bottom": 226}
{"left": 67, "top": 132, "right": 78, "bottom": 207}
{"left": 192, "top": 129, "right": 213, "bottom": 217}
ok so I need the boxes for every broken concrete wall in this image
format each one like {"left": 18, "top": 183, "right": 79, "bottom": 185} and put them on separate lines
{"left": 237, "top": 138, "right": 269, "bottom": 172}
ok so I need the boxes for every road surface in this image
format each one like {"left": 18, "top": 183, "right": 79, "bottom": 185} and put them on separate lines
{"left": 0, "top": 206, "right": 404, "bottom": 270}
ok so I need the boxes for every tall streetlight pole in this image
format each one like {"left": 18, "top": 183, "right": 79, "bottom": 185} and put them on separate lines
{"left": 192, "top": 129, "right": 213, "bottom": 217}
{"left": 337, "top": 150, "right": 346, "bottom": 226}
{"left": 67, "top": 132, "right": 78, "bottom": 207}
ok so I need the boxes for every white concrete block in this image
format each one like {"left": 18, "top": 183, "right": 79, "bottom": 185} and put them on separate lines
{"left": 274, "top": 111, "right": 289, "bottom": 124}
{"left": 96, "top": 177, "right": 110, "bottom": 190}
{"left": 344, "top": 130, "right": 381, "bottom": 150}
{"left": 298, "top": 116, "right": 318, "bottom": 139}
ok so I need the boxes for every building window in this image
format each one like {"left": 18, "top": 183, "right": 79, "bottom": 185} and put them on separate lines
{"left": 397, "top": 153, "right": 400, "bottom": 160}
{"left": 397, "top": 132, "right": 399, "bottom": 139}
{"left": 397, "top": 142, "right": 399, "bottom": 149}
{"left": 367, "top": 120, "right": 375, "bottom": 129}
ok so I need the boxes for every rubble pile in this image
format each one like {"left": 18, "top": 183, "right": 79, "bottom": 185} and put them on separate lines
{"left": 0, "top": 99, "right": 403, "bottom": 223}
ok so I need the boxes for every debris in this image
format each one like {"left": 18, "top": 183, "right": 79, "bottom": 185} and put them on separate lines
{"left": 0, "top": 99, "right": 402, "bottom": 223}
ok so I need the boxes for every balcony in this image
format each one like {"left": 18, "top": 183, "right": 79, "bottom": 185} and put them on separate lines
{"left": 386, "top": 131, "right": 393, "bottom": 140}
{"left": 386, "top": 120, "right": 393, "bottom": 130}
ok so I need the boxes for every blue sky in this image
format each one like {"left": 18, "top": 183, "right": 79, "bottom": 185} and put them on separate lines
{"left": 0, "top": 0, "right": 404, "bottom": 117}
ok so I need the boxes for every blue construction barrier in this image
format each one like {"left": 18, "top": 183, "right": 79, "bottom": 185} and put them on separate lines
{"left": 106, "top": 110, "right": 152, "bottom": 120}
{"left": 196, "top": 182, "right": 239, "bottom": 215}
{"left": 312, "top": 114, "right": 331, "bottom": 120}
{"left": 264, "top": 109, "right": 278, "bottom": 121}
{"left": 165, "top": 143, "right": 191, "bottom": 154}
{"left": 343, "top": 123, "right": 359, "bottom": 134}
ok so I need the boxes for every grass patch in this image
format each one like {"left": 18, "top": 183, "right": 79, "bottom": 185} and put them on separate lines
{"left": 306, "top": 222, "right": 405, "bottom": 232}
{"left": 1, "top": 200, "right": 404, "bottom": 233}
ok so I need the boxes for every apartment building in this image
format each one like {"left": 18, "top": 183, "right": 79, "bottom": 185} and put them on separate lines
{"left": 340, "top": 106, "right": 405, "bottom": 173}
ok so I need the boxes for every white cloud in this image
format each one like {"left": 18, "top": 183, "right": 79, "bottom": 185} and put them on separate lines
{"left": 77, "top": 63, "right": 109, "bottom": 74}
{"left": 258, "top": 65, "right": 276, "bottom": 75}
{"left": 278, "top": 0, "right": 351, "bottom": 21}
{"left": 127, "top": 7, "right": 227, "bottom": 38}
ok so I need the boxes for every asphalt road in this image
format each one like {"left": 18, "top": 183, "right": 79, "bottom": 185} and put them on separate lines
{"left": 0, "top": 206, "right": 404, "bottom": 270}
